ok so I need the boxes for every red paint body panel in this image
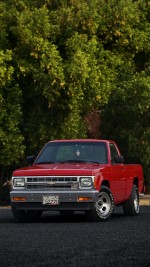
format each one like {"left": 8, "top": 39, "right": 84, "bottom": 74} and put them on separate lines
{"left": 13, "top": 163, "right": 103, "bottom": 177}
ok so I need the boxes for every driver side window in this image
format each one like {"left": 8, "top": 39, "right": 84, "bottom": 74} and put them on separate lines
{"left": 109, "top": 143, "right": 119, "bottom": 163}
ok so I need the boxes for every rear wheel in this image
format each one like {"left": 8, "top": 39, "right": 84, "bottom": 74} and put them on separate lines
{"left": 123, "top": 184, "right": 139, "bottom": 216}
{"left": 86, "top": 186, "right": 114, "bottom": 222}
{"left": 11, "top": 205, "right": 42, "bottom": 222}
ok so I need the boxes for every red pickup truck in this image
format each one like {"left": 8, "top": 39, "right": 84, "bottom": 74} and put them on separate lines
{"left": 10, "top": 139, "right": 144, "bottom": 222}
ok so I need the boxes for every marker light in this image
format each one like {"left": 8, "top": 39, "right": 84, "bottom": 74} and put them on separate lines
{"left": 12, "top": 197, "right": 26, "bottom": 201}
{"left": 78, "top": 197, "right": 92, "bottom": 201}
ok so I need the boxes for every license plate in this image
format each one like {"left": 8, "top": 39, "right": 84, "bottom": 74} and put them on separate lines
{"left": 42, "top": 195, "right": 59, "bottom": 205}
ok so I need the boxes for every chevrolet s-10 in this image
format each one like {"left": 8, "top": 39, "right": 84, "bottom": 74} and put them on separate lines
{"left": 10, "top": 139, "right": 144, "bottom": 222}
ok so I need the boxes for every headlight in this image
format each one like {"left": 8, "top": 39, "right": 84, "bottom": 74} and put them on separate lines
{"left": 13, "top": 178, "right": 25, "bottom": 187}
{"left": 80, "top": 177, "right": 92, "bottom": 187}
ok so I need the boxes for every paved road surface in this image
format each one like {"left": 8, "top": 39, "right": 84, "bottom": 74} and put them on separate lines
{"left": 0, "top": 206, "right": 150, "bottom": 267}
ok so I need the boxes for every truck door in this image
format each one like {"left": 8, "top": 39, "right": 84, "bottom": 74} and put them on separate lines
{"left": 109, "top": 143, "right": 126, "bottom": 203}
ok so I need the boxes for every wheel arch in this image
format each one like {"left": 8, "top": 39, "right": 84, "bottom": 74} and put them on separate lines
{"left": 101, "top": 180, "right": 110, "bottom": 189}
{"left": 133, "top": 177, "right": 139, "bottom": 189}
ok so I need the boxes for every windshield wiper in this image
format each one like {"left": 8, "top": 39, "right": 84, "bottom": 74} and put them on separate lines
{"left": 60, "top": 160, "right": 100, "bottom": 164}
{"left": 86, "top": 160, "right": 100, "bottom": 164}
{"left": 35, "top": 160, "right": 100, "bottom": 164}
{"left": 60, "top": 160, "right": 87, "bottom": 163}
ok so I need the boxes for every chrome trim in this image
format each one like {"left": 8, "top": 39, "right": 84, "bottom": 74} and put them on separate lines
{"left": 12, "top": 176, "right": 95, "bottom": 191}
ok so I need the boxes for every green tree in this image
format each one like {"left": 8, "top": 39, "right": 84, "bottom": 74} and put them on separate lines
{"left": 0, "top": 0, "right": 149, "bottom": 191}
{"left": 0, "top": 50, "right": 24, "bottom": 165}
{"left": 9, "top": 0, "right": 120, "bottom": 152}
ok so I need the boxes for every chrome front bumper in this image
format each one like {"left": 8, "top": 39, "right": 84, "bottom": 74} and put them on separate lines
{"left": 10, "top": 190, "right": 99, "bottom": 211}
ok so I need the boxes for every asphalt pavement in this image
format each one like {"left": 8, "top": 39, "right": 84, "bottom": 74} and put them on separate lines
{"left": 0, "top": 205, "right": 150, "bottom": 267}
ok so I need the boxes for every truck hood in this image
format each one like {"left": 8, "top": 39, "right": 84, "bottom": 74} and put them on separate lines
{"left": 13, "top": 163, "right": 106, "bottom": 177}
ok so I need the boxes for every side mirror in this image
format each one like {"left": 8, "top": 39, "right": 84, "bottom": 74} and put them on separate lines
{"left": 114, "top": 155, "right": 124, "bottom": 164}
{"left": 27, "top": 155, "right": 35, "bottom": 166}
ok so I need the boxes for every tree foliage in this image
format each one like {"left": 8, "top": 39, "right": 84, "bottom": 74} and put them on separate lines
{"left": 0, "top": 49, "right": 24, "bottom": 165}
{"left": 0, "top": 0, "right": 149, "bottom": 186}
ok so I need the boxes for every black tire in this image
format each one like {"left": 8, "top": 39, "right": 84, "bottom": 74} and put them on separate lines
{"left": 123, "top": 184, "right": 139, "bottom": 216}
{"left": 60, "top": 211, "right": 74, "bottom": 217}
{"left": 11, "top": 205, "right": 42, "bottom": 222}
{"left": 86, "top": 186, "right": 114, "bottom": 222}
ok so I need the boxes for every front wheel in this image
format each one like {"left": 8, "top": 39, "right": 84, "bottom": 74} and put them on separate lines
{"left": 123, "top": 184, "right": 139, "bottom": 216}
{"left": 11, "top": 205, "right": 42, "bottom": 222}
{"left": 86, "top": 186, "right": 114, "bottom": 222}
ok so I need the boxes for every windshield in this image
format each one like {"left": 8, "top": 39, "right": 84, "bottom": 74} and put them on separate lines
{"left": 35, "top": 141, "right": 108, "bottom": 164}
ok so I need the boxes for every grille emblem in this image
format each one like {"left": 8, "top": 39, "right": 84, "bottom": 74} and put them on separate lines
{"left": 47, "top": 181, "right": 56, "bottom": 185}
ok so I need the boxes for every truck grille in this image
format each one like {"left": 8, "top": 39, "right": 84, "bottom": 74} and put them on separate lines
{"left": 26, "top": 176, "right": 78, "bottom": 190}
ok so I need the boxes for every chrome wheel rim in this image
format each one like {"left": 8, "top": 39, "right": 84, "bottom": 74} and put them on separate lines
{"left": 96, "top": 192, "right": 111, "bottom": 217}
{"left": 134, "top": 191, "right": 139, "bottom": 213}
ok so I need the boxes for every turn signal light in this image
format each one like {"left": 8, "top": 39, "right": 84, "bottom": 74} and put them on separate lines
{"left": 12, "top": 197, "right": 26, "bottom": 202}
{"left": 78, "top": 197, "right": 92, "bottom": 202}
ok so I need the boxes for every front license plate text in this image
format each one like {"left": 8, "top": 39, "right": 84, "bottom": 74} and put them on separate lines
{"left": 42, "top": 195, "right": 59, "bottom": 205}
